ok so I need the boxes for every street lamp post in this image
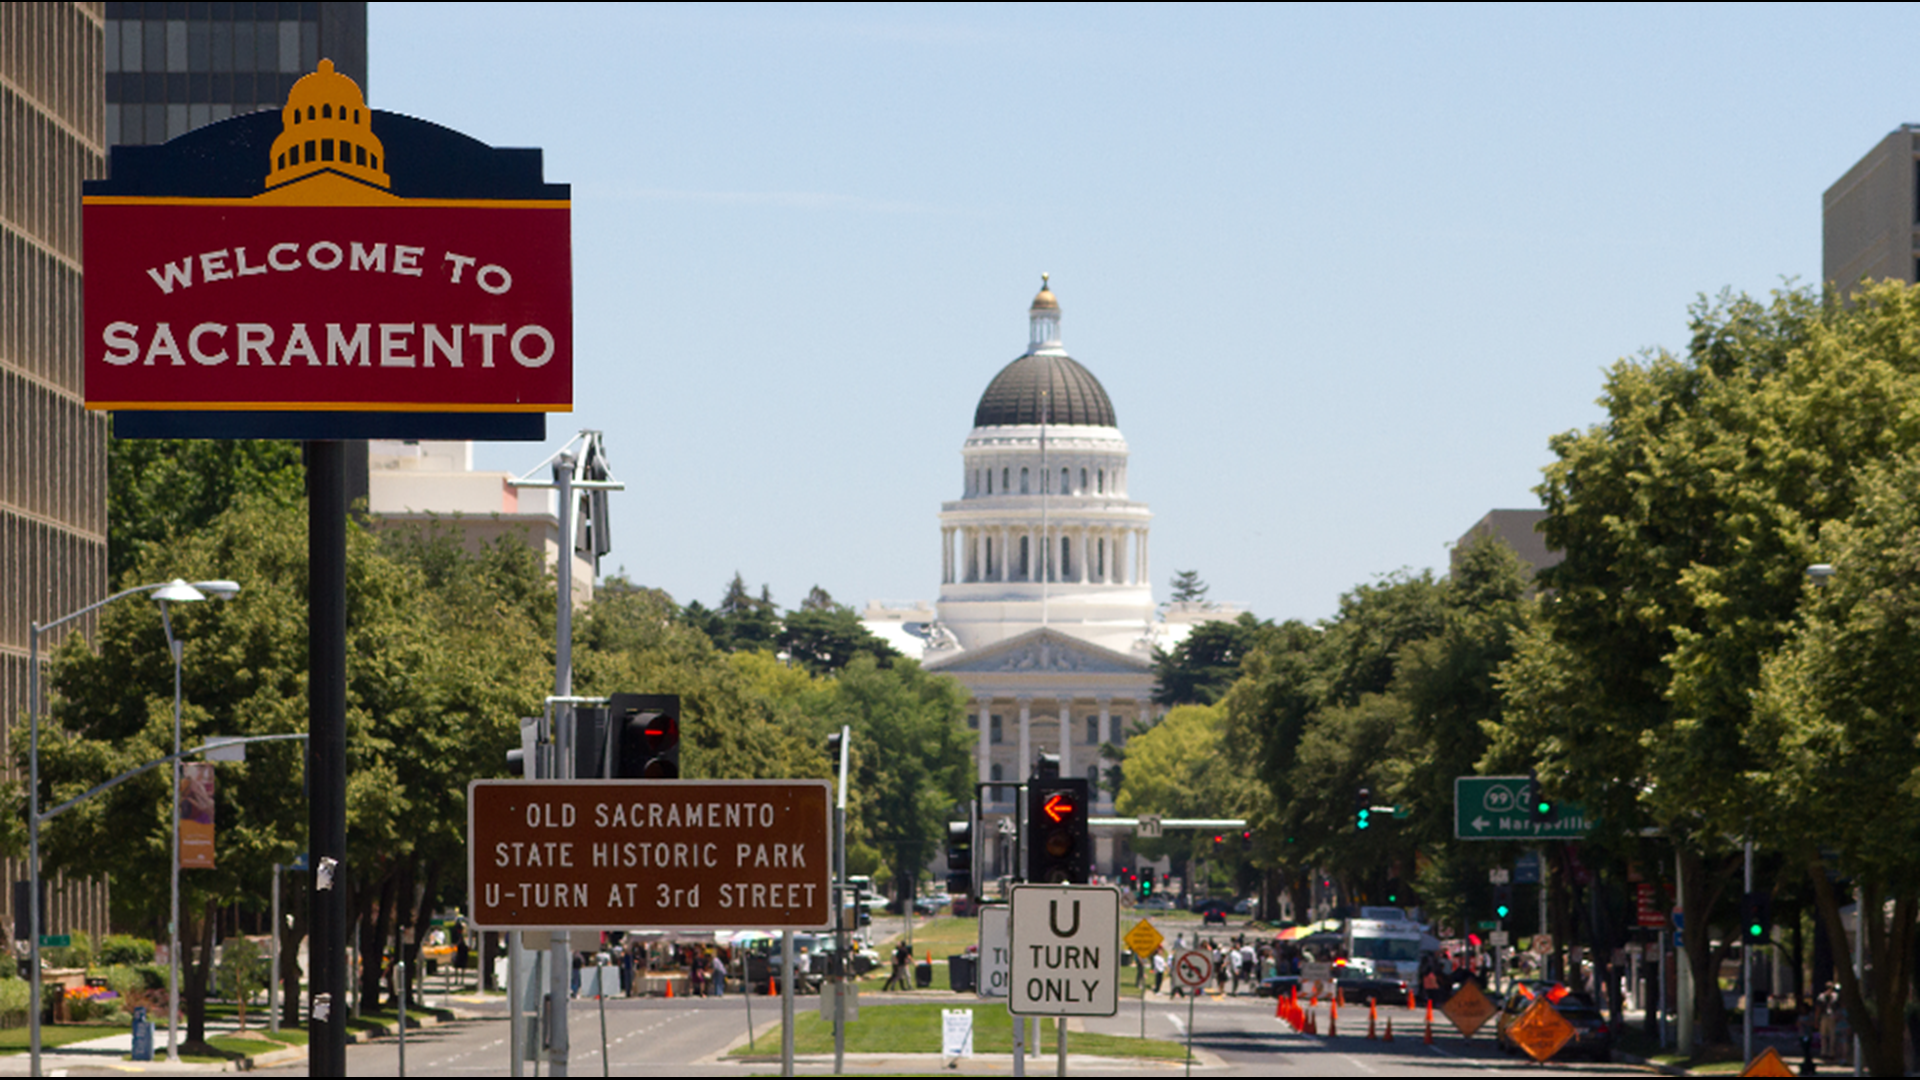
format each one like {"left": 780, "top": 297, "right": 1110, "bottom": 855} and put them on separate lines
{"left": 1807, "top": 562, "right": 1863, "bottom": 1076}
{"left": 26, "top": 578, "right": 238, "bottom": 1077}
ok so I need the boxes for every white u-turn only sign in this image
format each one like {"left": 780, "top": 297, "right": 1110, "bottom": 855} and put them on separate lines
{"left": 1008, "top": 884, "right": 1120, "bottom": 1016}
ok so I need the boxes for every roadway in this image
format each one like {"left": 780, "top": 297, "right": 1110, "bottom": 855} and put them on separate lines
{"left": 218, "top": 990, "right": 1656, "bottom": 1077}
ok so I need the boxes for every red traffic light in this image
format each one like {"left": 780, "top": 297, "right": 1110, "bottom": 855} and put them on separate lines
{"left": 643, "top": 712, "right": 677, "bottom": 750}
{"left": 1043, "top": 793, "right": 1075, "bottom": 822}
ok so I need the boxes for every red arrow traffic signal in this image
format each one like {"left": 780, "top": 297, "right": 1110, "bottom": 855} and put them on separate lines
{"left": 1044, "top": 793, "right": 1074, "bottom": 822}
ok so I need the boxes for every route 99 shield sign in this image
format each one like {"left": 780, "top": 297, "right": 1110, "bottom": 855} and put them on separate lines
{"left": 1008, "top": 884, "right": 1120, "bottom": 1017}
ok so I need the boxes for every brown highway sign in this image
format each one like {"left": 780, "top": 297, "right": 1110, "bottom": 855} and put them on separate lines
{"left": 468, "top": 779, "right": 831, "bottom": 930}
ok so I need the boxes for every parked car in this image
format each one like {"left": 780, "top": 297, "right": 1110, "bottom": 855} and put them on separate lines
{"left": 1256, "top": 973, "right": 1300, "bottom": 999}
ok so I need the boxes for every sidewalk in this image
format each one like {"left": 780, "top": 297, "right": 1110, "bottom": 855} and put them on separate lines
{"left": 0, "top": 1006, "right": 460, "bottom": 1074}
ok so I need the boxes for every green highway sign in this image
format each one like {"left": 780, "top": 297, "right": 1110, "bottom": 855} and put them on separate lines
{"left": 39, "top": 935, "right": 70, "bottom": 948}
{"left": 1476, "top": 920, "right": 1498, "bottom": 930}
{"left": 1454, "top": 776, "right": 1593, "bottom": 840}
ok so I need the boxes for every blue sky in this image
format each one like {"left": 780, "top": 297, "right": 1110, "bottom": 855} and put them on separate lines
{"left": 370, "top": 3, "right": 1917, "bottom": 623}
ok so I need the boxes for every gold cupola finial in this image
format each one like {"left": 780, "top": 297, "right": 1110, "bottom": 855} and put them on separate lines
{"left": 265, "top": 58, "right": 390, "bottom": 192}
{"left": 1028, "top": 273, "right": 1062, "bottom": 352}
{"left": 1031, "top": 272, "right": 1058, "bottom": 312}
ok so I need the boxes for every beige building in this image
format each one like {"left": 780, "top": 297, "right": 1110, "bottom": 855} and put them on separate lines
{"left": 366, "top": 439, "right": 597, "bottom": 606}
{"left": 2, "top": 2, "right": 113, "bottom": 940}
{"left": 1824, "top": 125, "right": 1920, "bottom": 292}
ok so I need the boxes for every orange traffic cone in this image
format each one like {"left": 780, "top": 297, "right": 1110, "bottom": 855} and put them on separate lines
{"left": 1367, "top": 1000, "right": 1378, "bottom": 1040}
{"left": 1424, "top": 1000, "right": 1434, "bottom": 1044}
{"left": 1328, "top": 1001, "right": 1338, "bottom": 1037}
{"left": 1384, "top": 1017, "right": 1394, "bottom": 1043}
{"left": 1275, "top": 992, "right": 1285, "bottom": 1020}
{"left": 665, "top": 979, "right": 674, "bottom": 999}
{"left": 769, "top": 976, "right": 776, "bottom": 996}
{"left": 1407, "top": 987, "right": 1416, "bottom": 1010}
{"left": 1310, "top": 990, "right": 1319, "bottom": 1008}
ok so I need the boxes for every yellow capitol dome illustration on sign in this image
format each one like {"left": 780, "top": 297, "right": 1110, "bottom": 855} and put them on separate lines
{"left": 259, "top": 59, "right": 397, "bottom": 205}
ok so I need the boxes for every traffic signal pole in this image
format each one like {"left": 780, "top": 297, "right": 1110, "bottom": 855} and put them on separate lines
{"left": 508, "top": 435, "right": 624, "bottom": 1079}
{"left": 834, "top": 725, "right": 849, "bottom": 1076}
{"left": 1742, "top": 835, "right": 1753, "bottom": 1065}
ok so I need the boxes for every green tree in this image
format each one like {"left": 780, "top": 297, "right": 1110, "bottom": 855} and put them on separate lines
{"left": 36, "top": 495, "right": 555, "bottom": 1038}
{"left": 816, "top": 657, "right": 971, "bottom": 912}
{"left": 1151, "top": 613, "right": 1268, "bottom": 707}
{"left": 1488, "top": 283, "right": 1920, "bottom": 1051}
{"left": 578, "top": 579, "right": 823, "bottom": 782}
{"left": 1394, "top": 535, "right": 1535, "bottom": 926}
{"left": 779, "top": 604, "right": 899, "bottom": 676}
{"left": 1114, "top": 704, "right": 1259, "bottom": 870}
{"left": 106, "top": 435, "right": 303, "bottom": 584}
{"left": 1748, "top": 451, "right": 1920, "bottom": 1076}
{"left": 1168, "top": 570, "right": 1210, "bottom": 605}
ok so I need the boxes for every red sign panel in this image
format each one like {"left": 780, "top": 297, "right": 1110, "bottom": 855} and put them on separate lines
{"left": 85, "top": 203, "right": 569, "bottom": 413}
{"left": 468, "top": 779, "right": 832, "bottom": 931}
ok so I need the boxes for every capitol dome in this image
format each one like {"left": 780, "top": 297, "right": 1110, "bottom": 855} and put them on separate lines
{"left": 971, "top": 273, "right": 1118, "bottom": 428}
{"left": 973, "top": 354, "right": 1116, "bottom": 428}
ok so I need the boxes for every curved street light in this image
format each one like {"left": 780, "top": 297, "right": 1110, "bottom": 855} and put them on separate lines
{"left": 27, "top": 578, "right": 239, "bottom": 1076}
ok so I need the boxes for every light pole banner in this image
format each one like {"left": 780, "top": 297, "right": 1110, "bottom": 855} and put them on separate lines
{"left": 180, "top": 763, "right": 215, "bottom": 869}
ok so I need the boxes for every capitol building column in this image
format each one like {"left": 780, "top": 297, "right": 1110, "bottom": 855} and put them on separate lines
{"left": 975, "top": 698, "right": 990, "bottom": 784}
{"left": 1018, "top": 697, "right": 1032, "bottom": 780}
{"left": 1097, "top": 697, "right": 1113, "bottom": 806}
{"left": 1058, "top": 699, "right": 1072, "bottom": 778}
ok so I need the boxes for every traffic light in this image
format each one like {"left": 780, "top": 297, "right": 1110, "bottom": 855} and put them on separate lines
{"left": 1526, "top": 769, "right": 1556, "bottom": 821}
{"left": 1355, "top": 787, "right": 1373, "bottom": 831}
{"left": 1740, "top": 892, "right": 1772, "bottom": 945}
{"left": 1026, "top": 777, "right": 1090, "bottom": 884}
{"left": 1240, "top": 829, "right": 1254, "bottom": 851}
{"left": 945, "top": 819, "right": 974, "bottom": 898}
{"left": 1493, "top": 884, "right": 1512, "bottom": 921}
{"left": 610, "top": 693, "right": 681, "bottom": 779}
{"left": 1139, "top": 874, "right": 1154, "bottom": 898}
{"left": 506, "top": 716, "right": 537, "bottom": 777}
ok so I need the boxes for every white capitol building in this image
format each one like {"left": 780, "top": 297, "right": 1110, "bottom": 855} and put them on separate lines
{"left": 865, "top": 279, "right": 1232, "bottom": 877}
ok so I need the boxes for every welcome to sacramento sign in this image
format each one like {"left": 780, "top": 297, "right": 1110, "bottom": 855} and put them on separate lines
{"left": 84, "top": 59, "right": 570, "bottom": 441}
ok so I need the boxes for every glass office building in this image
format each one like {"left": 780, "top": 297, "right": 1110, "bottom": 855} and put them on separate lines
{"left": 105, "top": 2, "right": 366, "bottom": 149}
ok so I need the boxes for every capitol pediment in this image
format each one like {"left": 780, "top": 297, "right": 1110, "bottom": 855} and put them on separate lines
{"left": 927, "top": 627, "right": 1150, "bottom": 675}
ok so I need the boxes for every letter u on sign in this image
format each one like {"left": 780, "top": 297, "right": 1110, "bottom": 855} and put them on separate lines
{"left": 1050, "top": 899, "right": 1080, "bottom": 937}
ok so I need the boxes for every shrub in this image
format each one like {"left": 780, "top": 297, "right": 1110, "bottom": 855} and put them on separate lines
{"left": 131, "top": 964, "right": 169, "bottom": 991}
{"left": 104, "top": 965, "right": 145, "bottom": 1000}
{"left": 43, "top": 930, "right": 91, "bottom": 970}
{"left": 98, "top": 935, "right": 155, "bottom": 966}
{"left": 0, "top": 977, "right": 28, "bottom": 1029}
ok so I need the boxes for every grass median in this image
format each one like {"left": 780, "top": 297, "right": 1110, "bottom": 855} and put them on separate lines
{"left": 728, "top": 1001, "right": 1186, "bottom": 1059}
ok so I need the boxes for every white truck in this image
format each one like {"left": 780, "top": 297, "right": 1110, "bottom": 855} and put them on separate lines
{"left": 1335, "top": 911, "right": 1439, "bottom": 1002}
